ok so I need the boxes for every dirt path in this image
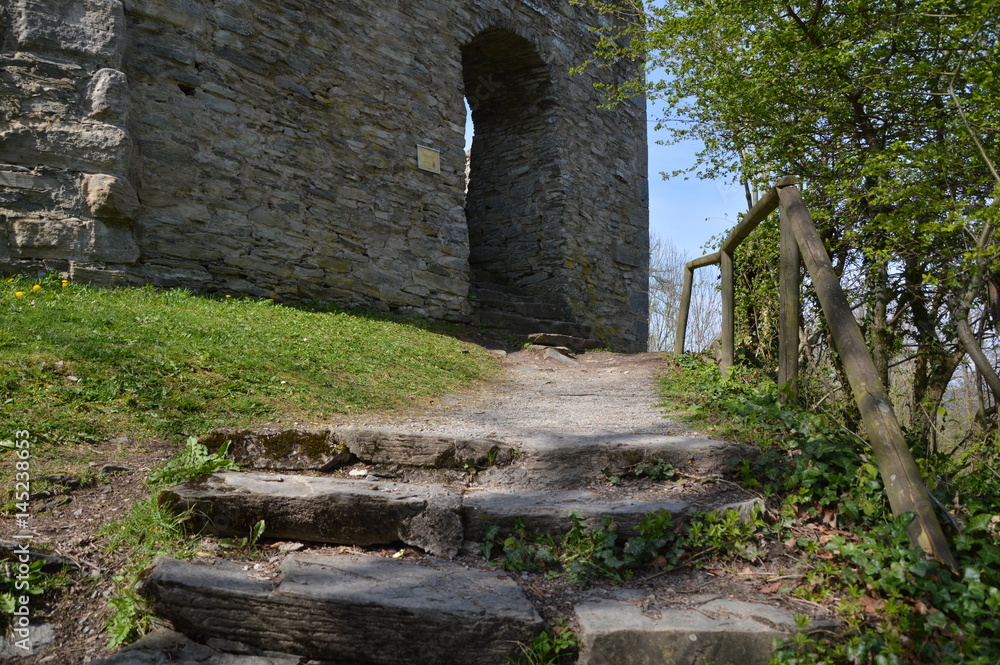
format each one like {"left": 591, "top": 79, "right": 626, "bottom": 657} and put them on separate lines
{"left": 343, "top": 349, "right": 699, "bottom": 441}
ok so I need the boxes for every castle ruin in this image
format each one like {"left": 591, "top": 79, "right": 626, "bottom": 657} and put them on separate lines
{"left": 0, "top": 0, "right": 649, "bottom": 350}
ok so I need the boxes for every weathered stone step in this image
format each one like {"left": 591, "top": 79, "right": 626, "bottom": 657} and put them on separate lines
{"left": 575, "top": 594, "right": 806, "bottom": 665}
{"left": 470, "top": 285, "right": 560, "bottom": 303}
{"left": 161, "top": 473, "right": 699, "bottom": 555}
{"left": 471, "top": 309, "right": 592, "bottom": 338}
{"left": 199, "top": 427, "right": 513, "bottom": 473}
{"left": 499, "top": 434, "right": 757, "bottom": 490}
{"left": 525, "top": 332, "right": 603, "bottom": 350}
{"left": 463, "top": 489, "right": 691, "bottom": 541}
{"left": 160, "top": 472, "right": 464, "bottom": 557}
{"left": 473, "top": 295, "right": 571, "bottom": 320}
{"left": 138, "top": 554, "right": 544, "bottom": 665}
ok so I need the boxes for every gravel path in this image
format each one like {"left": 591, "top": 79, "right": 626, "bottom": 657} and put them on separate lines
{"left": 344, "top": 349, "right": 701, "bottom": 445}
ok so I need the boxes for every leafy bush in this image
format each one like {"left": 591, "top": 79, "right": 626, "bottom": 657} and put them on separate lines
{"left": 483, "top": 507, "right": 763, "bottom": 587}
{"left": 660, "top": 353, "right": 1000, "bottom": 665}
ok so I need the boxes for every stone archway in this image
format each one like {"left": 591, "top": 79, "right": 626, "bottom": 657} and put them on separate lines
{"left": 462, "top": 28, "right": 586, "bottom": 338}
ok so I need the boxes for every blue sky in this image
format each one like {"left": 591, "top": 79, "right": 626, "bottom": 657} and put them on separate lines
{"left": 646, "top": 131, "right": 745, "bottom": 258}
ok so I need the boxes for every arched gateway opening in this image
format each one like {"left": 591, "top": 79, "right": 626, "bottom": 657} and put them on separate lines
{"left": 461, "top": 28, "right": 589, "bottom": 339}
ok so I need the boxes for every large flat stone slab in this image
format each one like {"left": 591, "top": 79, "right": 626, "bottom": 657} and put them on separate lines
{"left": 139, "top": 555, "right": 544, "bottom": 665}
{"left": 575, "top": 595, "right": 800, "bottom": 665}
{"left": 160, "top": 472, "right": 462, "bottom": 557}
{"left": 463, "top": 490, "right": 690, "bottom": 541}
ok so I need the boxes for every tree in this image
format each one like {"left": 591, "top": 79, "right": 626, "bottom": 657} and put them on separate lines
{"left": 648, "top": 234, "right": 720, "bottom": 351}
{"left": 577, "top": 0, "right": 1000, "bottom": 440}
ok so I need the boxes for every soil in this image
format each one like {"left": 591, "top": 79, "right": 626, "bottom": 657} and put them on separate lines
{"left": 0, "top": 346, "right": 834, "bottom": 664}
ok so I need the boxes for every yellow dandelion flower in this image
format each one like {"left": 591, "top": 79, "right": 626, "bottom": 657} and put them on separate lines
{"left": 61, "top": 280, "right": 69, "bottom": 287}
{"left": 15, "top": 292, "right": 24, "bottom": 297}
{"left": 32, "top": 284, "right": 41, "bottom": 291}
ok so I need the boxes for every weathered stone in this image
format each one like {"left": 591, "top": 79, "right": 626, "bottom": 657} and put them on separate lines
{"left": 0, "top": 123, "right": 130, "bottom": 174}
{"left": 83, "top": 69, "right": 131, "bottom": 124}
{"left": 10, "top": 217, "right": 93, "bottom": 260}
{"left": 463, "top": 490, "right": 690, "bottom": 541}
{"left": 92, "top": 219, "right": 139, "bottom": 262}
{"left": 575, "top": 596, "right": 801, "bottom": 665}
{"left": 0, "top": 540, "right": 73, "bottom": 572}
{"left": 129, "top": 0, "right": 209, "bottom": 34}
{"left": 159, "top": 472, "right": 464, "bottom": 557}
{"left": 86, "top": 629, "right": 301, "bottom": 665}
{"left": 514, "top": 434, "right": 757, "bottom": 490}
{"left": 335, "top": 427, "right": 513, "bottom": 469}
{"left": 544, "top": 346, "right": 581, "bottom": 367}
{"left": 138, "top": 554, "right": 544, "bottom": 664}
{"left": 0, "top": 622, "right": 55, "bottom": 659}
{"left": 10, "top": 0, "right": 125, "bottom": 63}
{"left": 199, "top": 426, "right": 353, "bottom": 472}
{"left": 527, "top": 332, "right": 601, "bottom": 350}
{"left": 81, "top": 174, "right": 139, "bottom": 221}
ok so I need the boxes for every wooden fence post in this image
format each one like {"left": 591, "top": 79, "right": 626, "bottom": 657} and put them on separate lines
{"left": 778, "top": 203, "right": 800, "bottom": 401}
{"left": 675, "top": 264, "right": 694, "bottom": 354}
{"left": 720, "top": 250, "right": 734, "bottom": 374}
{"left": 777, "top": 183, "right": 956, "bottom": 568}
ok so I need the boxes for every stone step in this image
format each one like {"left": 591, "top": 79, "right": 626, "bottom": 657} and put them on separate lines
{"left": 575, "top": 594, "right": 806, "bottom": 665}
{"left": 199, "top": 427, "right": 514, "bottom": 473}
{"left": 473, "top": 295, "right": 570, "bottom": 321}
{"left": 463, "top": 489, "right": 691, "bottom": 541}
{"left": 471, "top": 309, "right": 592, "bottom": 338}
{"left": 159, "top": 472, "right": 464, "bottom": 557}
{"left": 470, "top": 286, "right": 557, "bottom": 303}
{"left": 202, "top": 426, "right": 754, "bottom": 491}
{"left": 492, "top": 433, "right": 757, "bottom": 490}
{"left": 469, "top": 272, "right": 523, "bottom": 295}
{"left": 525, "top": 332, "right": 603, "bottom": 351}
{"left": 137, "top": 554, "right": 544, "bottom": 665}
{"left": 161, "top": 473, "right": 699, "bottom": 555}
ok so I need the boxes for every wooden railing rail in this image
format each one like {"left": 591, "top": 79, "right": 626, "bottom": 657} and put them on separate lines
{"left": 675, "top": 176, "right": 956, "bottom": 568}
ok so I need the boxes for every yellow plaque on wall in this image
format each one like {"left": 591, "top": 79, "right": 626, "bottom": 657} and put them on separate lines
{"left": 417, "top": 145, "right": 441, "bottom": 174}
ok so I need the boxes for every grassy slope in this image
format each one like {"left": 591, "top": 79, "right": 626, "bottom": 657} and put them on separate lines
{"left": 0, "top": 274, "right": 496, "bottom": 481}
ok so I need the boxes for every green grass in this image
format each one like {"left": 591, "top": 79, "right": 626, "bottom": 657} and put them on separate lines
{"left": 0, "top": 274, "right": 496, "bottom": 445}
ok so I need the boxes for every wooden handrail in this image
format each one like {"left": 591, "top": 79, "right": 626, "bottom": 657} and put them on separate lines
{"left": 674, "top": 177, "right": 956, "bottom": 568}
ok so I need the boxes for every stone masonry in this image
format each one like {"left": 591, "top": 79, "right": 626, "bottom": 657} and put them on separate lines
{"left": 0, "top": 0, "right": 649, "bottom": 350}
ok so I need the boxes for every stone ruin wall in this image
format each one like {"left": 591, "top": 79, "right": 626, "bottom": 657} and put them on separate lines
{"left": 0, "top": 0, "right": 649, "bottom": 350}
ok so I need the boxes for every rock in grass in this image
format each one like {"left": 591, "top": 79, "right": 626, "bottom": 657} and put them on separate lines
{"left": 138, "top": 554, "right": 544, "bottom": 665}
